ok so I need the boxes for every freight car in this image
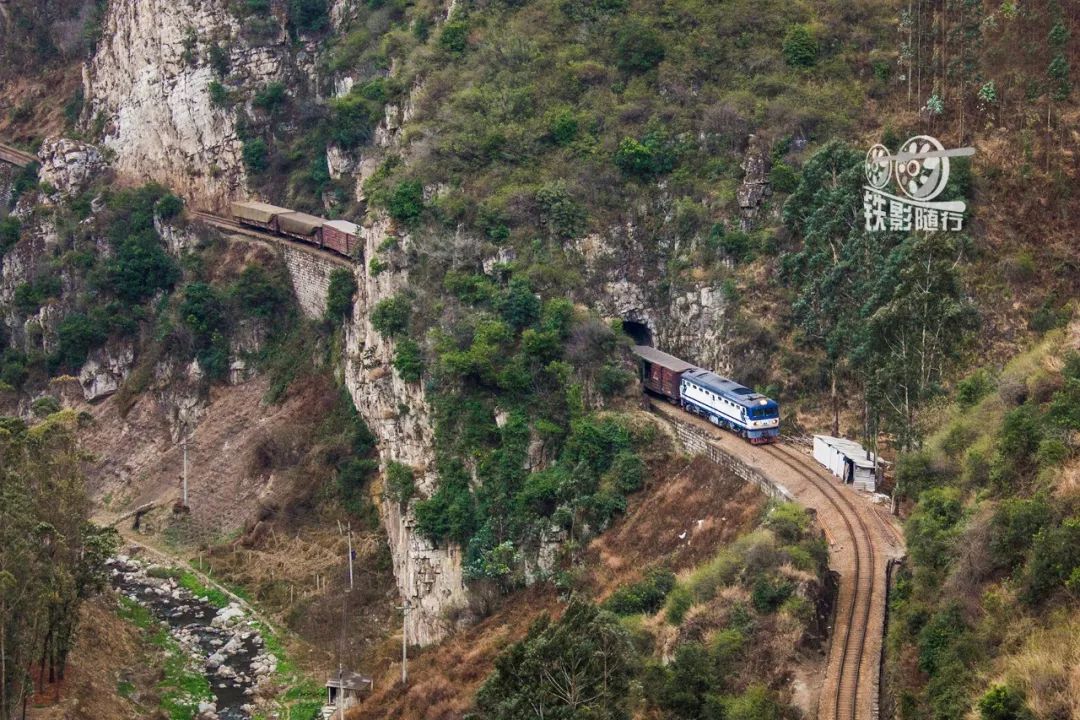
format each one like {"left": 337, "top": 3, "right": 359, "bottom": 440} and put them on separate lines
{"left": 631, "top": 345, "right": 780, "bottom": 444}
{"left": 229, "top": 200, "right": 360, "bottom": 258}
{"left": 633, "top": 345, "right": 694, "bottom": 401}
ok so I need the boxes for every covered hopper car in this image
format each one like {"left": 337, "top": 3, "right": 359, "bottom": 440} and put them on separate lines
{"left": 229, "top": 200, "right": 360, "bottom": 258}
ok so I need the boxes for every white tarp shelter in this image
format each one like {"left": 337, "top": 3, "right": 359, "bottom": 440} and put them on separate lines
{"left": 813, "top": 435, "right": 879, "bottom": 492}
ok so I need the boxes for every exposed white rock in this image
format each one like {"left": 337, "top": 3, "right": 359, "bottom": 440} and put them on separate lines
{"left": 84, "top": 0, "right": 286, "bottom": 211}
{"left": 37, "top": 137, "right": 105, "bottom": 199}
{"left": 79, "top": 340, "right": 136, "bottom": 401}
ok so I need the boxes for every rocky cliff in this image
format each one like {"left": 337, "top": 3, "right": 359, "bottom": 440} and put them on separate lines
{"left": 83, "top": 0, "right": 285, "bottom": 211}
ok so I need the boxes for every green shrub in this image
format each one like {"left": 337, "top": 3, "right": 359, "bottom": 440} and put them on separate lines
{"left": 370, "top": 294, "right": 411, "bottom": 337}
{"left": 242, "top": 138, "right": 269, "bottom": 173}
{"left": 328, "top": 93, "right": 375, "bottom": 148}
{"left": 155, "top": 193, "right": 183, "bottom": 220}
{"left": 957, "top": 369, "right": 993, "bottom": 407}
{"left": 439, "top": 19, "right": 470, "bottom": 53}
{"left": 231, "top": 265, "right": 289, "bottom": 318}
{"left": 392, "top": 338, "right": 424, "bottom": 382}
{"left": 535, "top": 181, "right": 586, "bottom": 240}
{"left": 53, "top": 314, "right": 106, "bottom": 371}
{"left": 664, "top": 585, "right": 692, "bottom": 625}
{"left": 13, "top": 276, "right": 62, "bottom": 314}
{"left": 782, "top": 25, "right": 818, "bottom": 67}
{"left": 614, "top": 20, "right": 665, "bottom": 74}
{"left": 614, "top": 130, "right": 677, "bottom": 179}
{"left": 325, "top": 268, "right": 357, "bottom": 323}
{"left": 384, "top": 461, "right": 416, "bottom": 505}
{"left": 1024, "top": 517, "right": 1080, "bottom": 603}
{"left": 598, "top": 363, "right": 632, "bottom": 397}
{"left": 386, "top": 179, "right": 424, "bottom": 222}
{"left": 497, "top": 277, "right": 540, "bottom": 330}
{"left": 750, "top": 575, "right": 793, "bottom": 613}
{"left": 252, "top": 81, "right": 287, "bottom": 111}
{"left": 978, "top": 684, "right": 1034, "bottom": 720}
{"left": 723, "top": 685, "right": 783, "bottom": 720}
{"left": 289, "top": 0, "right": 329, "bottom": 33}
{"left": 548, "top": 108, "right": 579, "bottom": 145}
{"left": 31, "top": 395, "right": 61, "bottom": 417}
{"left": 179, "top": 282, "right": 225, "bottom": 346}
{"left": 764, "top": 503, "right": 809, "bottom": 543}
{"left": 414, "top": 460, "right": 476, "bottom": 543}
{"left": 603, "top": 568, "right": 676, "bottom": 615}
{"left": 208, "top": 80, "right": 230, "bottom": 107}
{"left": 0, "top": 217, "right": 21, "bottom": 254}
{"left": 769, "top": 162, "right": 798, "bottom": 193}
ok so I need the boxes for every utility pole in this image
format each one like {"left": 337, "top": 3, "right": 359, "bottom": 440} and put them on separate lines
{"left": 397, "top": 600, "right": 411, "bottom": 686}
{"left": 347, "top": 523, "right": 354, "bottom": 591}
{"left": 181, "top": 435, "right": 189, "bottom": 507}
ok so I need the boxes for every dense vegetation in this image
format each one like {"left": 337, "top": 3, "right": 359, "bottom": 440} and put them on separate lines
{"left": 478, "top": 503, "right": 826, "bottom": 719}
{"left": 888, "top": 336, "right": 1080, "bottom": 720}
{"left": 0, "top": 411, "right": 118, "bottom": 720}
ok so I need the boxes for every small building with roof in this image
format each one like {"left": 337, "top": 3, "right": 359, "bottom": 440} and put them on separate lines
{"left": 324, "top": 670, "right": 373, "bottom": 716}
{"left": 813, "top": 435, "right": 879, "bottom": 492}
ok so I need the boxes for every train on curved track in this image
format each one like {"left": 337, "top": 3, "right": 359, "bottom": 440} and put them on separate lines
{"left": 230, "top": 200, "right": 361, "bottom": 258}
{"left": 632, "top": 345, "right": 780, "bottom": 443}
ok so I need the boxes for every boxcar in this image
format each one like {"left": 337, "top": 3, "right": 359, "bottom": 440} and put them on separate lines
{"left": 632, "top": 345, "right": 695, "bottom": 402}
{"left": 231, "top": 200, "right": 292, "bottom": 231}
{"left": 276, "top": 211, "right": 325, "bottom": 243}
{"left": 323, "top": 219, "right": 360, "bottom": 257}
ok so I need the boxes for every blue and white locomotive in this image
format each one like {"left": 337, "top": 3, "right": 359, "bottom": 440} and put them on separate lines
{"left": 679, "top": 368, "right": 780, "bottom": 444}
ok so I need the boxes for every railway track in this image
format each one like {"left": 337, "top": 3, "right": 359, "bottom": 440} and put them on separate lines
{"left": 649, "top": 401, "right": 900, "bottom": 720}
{"left": 0, "top": 142, "right": 36, "bottom": 168}
{"left": 760, "top": 443, "right": 876, "bottom": 720}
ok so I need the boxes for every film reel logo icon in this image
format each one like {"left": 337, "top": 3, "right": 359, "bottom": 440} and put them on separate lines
{"left": 863, "top": 135, "right": 966, "bottom": 201}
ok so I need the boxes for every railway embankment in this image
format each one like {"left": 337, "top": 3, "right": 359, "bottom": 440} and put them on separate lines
{"left": 648, "top": 398, "right": 906, "bottom": 720}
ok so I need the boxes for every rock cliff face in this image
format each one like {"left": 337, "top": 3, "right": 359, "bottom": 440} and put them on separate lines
{"left": 83, "top": 0, "right": 285, "bottom": 211}
{"left": 342, "top": 219, "right": 465, "bottom": 646}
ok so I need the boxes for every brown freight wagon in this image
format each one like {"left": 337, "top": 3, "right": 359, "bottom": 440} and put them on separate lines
{"left": 632, "top": 345, "right": 696, "bottom": 402}
{"left": 231, "top": 200, "right": 293, "bottom": 231}
{"left": 276, "top": 211, "right": 325, "bottom": 243}
{"left": 322, "top": 219, "right": 360, "bottom": 257}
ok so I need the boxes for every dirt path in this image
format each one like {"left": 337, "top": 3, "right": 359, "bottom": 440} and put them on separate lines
{"left": 649, "top": 401, "right": 905, "bottom": 720}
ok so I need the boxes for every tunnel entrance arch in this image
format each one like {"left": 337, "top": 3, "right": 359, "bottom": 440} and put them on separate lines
{"left": 621, "top": 320, "right": 653, "bottom": 346}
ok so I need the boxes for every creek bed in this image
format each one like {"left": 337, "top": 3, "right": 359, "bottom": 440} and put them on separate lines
{"left": 108, "top": 555, "right": 278, "bottom": 720}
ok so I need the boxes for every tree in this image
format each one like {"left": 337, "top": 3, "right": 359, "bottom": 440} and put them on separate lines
{"left": 860, "top": 235, "right": 977, "bottom": 448}
{"left": 476, "top": 600, "right": 635, "bottom": 720}
{"left": 782, "top": 25, "right": 818, "bottom": 67}
{"left": 325, "top": 268, "right": 357, "bottom": 323}
{"left": 614, "top": 20, "right": 665, "bottom": 74}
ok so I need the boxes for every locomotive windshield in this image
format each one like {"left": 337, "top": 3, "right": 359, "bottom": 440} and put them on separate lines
{"left": 749, "top": 406, "right": 778, "bottom": 419}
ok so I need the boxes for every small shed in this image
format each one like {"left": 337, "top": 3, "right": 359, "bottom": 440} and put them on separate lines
{"left": 277, "top": 211, "right": 325, "bottom": 239}
{"left": 325, "top": 670, "right": 372, "bottom": 713}
{"left": 231, "top": 200, "right": 292, "bottom": 230}
{"left": 631, "top": 345, "right": 695, "bottom": 402}
{"left": 813, "top": 435, "right": 879, "bottom": 492}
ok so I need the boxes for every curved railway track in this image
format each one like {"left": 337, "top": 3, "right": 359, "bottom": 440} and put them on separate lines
{"left": 760, "top": 443, "right": 876, "bottom": 720}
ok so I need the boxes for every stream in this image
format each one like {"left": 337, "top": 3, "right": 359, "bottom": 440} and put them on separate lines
{"left": 108, "top": 555, "right": 278, "bottom": 720}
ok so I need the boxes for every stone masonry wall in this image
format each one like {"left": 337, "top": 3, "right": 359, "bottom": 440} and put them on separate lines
{"left": 281, "top": 246, "right": 335, "bottom": 319}
{"left": 667, "top": 416, "right": 796, "bottom": 502}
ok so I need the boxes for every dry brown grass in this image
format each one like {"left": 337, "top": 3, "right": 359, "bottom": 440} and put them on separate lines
{"left": 999, "top": 612, "right": 1080, "bottom": 720}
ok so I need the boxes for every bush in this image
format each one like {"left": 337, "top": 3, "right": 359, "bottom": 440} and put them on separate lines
{"left": 497, "top": 277, "right": 540, "bottom": 330}
{"left": 957, "top": 369, "right": 993, "bottom": 407}
{"left": 252, "top": 81, "right": 287, "bottom": 111}
{"left": 392, "top": 338, "right": 424, "bottom": 382}
{"left": 614, "top": 20, "right": 665, "bottom": 74}
{"left": 231, "top": 265, "right": 289, "bottom": 318}
{"left": 325, "top": 268, "right": 357, "bottom": 323}
{"left": 978, "top": 684, "right": 1034, "bottom": 720}
{"left": 598, "top": 363, "right": 632, "bottom": 397}
{"left": 765, "top": 503, "right": 809, "bottom": 543}
{"left": 13, "top": 276, "right": 62, "bottom": 314}
{"left": 328, "top": 93, "right": 375, "bottom": 148}
{"left": 53, "top": 314, "right": 106, "bottom": 371}
{"left": 614, "top": 129, "right": 676, "bottom": 179}
{"left": 242, "top": 138, "right": 269, "bottom": 173}
{"left": 439, "top": 19, "right": 470, "bottom": 53}
{"left": 384, "top": 461, "right": 416, "bottom": 505}
{"left": 603, "top": 568, "right": 676, "bottom": 615}
{"left": 370, "top": 295, "right": 411, "bottom": 337}
{"left": 386, "top": 179, "right": 424, "bottom": 223}
{"left": 664, "top": 585, "right": 692, "bottom": 625}
{"left": 750, "top": 575, "right": 793, "bottom": 613}
{"left": 988, "top": 496, "right": 1051, "bottom": 571}
{"left": 1024, "top": 518, "right": 1080, "bottom": 603}
{"left": 783, "top": 25, "right": 818, "bottom": 67}
{"left": 31, "top": 395, "right": 62, "bottom": 417}
{"left": 0, "top": 217, "right": 21, "bottom": 254}
{"left": 289, "top": 0, "right": 329, "bottom": 33}
{"left": 155, "top": 193, "right": 183, "bottom": 220}
{"left": 180, "top": 283, "right": 226, "bottom": 346}
{"left": 769, "top": 162, "right": 799, "bottom": 193}
{"left": 548, "top": 108, "right": 579, "bottom": 145}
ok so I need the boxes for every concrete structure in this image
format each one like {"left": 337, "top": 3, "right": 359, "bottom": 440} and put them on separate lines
{"left": 324, "top": 670, "right": 372, "bottom": 716}
{"left": 813, "top": 435, "right": 879, "bottom": 492}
